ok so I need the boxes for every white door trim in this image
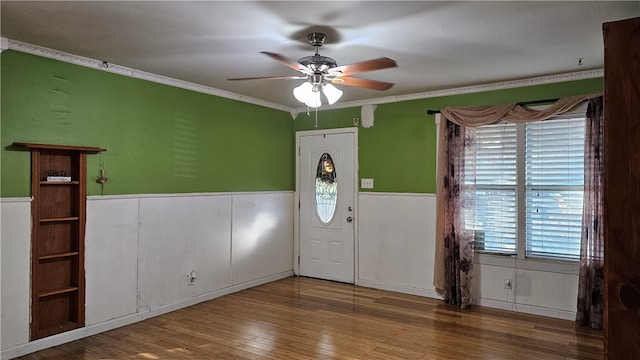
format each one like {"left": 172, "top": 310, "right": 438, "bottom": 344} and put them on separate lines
{"left": 294, "top": 128, "right": 358, "bottom": 281}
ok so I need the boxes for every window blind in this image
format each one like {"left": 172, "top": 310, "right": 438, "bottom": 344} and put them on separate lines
{"left": 525, "top": 117, "right": 585, "bottom": 259}
{"left": 463, "top": 111, "right": 586, "bottom": 260}
{"left": 465, "top": 123, "right": 518, "bottom": 254}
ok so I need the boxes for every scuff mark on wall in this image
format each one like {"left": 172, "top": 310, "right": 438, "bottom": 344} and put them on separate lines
{"left": 49, "top": 75, "right": 72, "bottom": 127}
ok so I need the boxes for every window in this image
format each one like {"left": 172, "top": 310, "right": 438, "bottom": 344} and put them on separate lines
{"left": 315, "top": 153, "right": 338, "bottom": 223}
{"left": 465, "top": 109, "right": 585, "bottom": 260}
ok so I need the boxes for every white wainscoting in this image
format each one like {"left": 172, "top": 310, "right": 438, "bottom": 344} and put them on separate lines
{"left": 231, "top": 193, "right": 294, "bottom": 285}
{"left": 2, "top": 190, "right": 580, "bottom": 358}
{"left": 358, "top": 193, "right": 440, "bottom": 298}
{"left": 85, "top": 198, "right": 139, "bottom": 326}
{"left": 1, "top": 192, "right": 294, "bottom": 360}
{"left": 356, "top": 192, "right": 579, "bottom": 320}
{"left": 138, "top": 195, "right": 234, "bottom": 311}
{"left": 1, "top": 198, "right": 32, "bottom": 351}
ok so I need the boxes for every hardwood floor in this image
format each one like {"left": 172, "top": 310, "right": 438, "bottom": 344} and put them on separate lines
{"left": 16, "top": 277, "right": 603, "bottom": 360}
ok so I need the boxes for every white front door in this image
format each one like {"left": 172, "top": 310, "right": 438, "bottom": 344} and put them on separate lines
{"left": 298, "top": 130, "right": 356, "bottom": 283}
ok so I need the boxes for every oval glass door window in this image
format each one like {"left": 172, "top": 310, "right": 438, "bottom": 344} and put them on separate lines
{"left": 315, "top": 153, "right": 338, "bottom": 223}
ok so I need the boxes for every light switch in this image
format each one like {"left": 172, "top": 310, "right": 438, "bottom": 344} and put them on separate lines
{"left": 361, "top": 178, "right": 374, "bottom": 189}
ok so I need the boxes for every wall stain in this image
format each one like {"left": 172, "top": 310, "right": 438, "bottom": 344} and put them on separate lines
{"left": 51, "top": 88, "right": 70, "bottom": 95}
{"left": 48, "top": 75, "right": 72, "bottom": 125}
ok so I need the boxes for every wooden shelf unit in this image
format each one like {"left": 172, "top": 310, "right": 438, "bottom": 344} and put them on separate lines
{"left": 13, "top": 142, "right": 105, "bottom": 340}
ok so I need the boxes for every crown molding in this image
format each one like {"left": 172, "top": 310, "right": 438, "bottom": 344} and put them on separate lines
{"left": 7, "top": 39, "right": 602, "bottom": 116}
{"left": 7, "top": 39, "right": 295, "bottom": 114}
{"left": 0, "top": 37, "right": 9, "bottom": 52}
{"left": 294, "top": 68, "right": 603, "bottom": 113}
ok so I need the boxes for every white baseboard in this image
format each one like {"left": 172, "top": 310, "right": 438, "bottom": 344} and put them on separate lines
{"left": 1, "top": 271, "right": 293, "bottom": 360}
{"left": 356, "top": 279, "right": 575, "bottom": 321}
{"left": 356, "top": 279, "right": 443, "bottom": 299}
{"left": 475, "top": 298, "right": 576, "bottom": 321}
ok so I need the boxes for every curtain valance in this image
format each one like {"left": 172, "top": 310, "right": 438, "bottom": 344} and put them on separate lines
{"left": 440, "top": 92, "right": 602, "bottom": 127}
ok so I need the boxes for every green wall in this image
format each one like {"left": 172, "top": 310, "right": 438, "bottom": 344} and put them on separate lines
{"left": 295, "top": 78, "right": 603, "bottom": 193}
{"left": 2, "top": 49, "right": 603, "bottom": 197}
{"left": 1, "top": 51, "right": 295, "bottom": 197}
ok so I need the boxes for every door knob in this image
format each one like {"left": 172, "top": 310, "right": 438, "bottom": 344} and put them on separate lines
{"left": 346, "top": 216, "right": 353, "bottom": 223}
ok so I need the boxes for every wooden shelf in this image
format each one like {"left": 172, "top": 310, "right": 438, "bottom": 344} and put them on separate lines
{"left": 38, "top": 286, "right": 79, "bottom": 298}
{"left": 39, "top": 252, "right": 80, "bottom": 261}
{"left": 40, "top": 181, "right": 80, "bottom": 185}
{"left": 40, "top": 216, "right": 80, "bottom": 223}
{"left": 12, "top": 142, "right": 106, "bottom": 153}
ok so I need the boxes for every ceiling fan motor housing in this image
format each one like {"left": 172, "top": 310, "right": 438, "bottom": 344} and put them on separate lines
{"left": 298, "top": 32, "right": 338, "bottom": 75}
{"left": 298, "top": 55, "right": 337, "bottom": 73}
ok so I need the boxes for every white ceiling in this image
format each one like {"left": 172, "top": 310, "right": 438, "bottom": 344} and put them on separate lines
{"left": 2, "top": 1, "right": 639, "bottom": 109}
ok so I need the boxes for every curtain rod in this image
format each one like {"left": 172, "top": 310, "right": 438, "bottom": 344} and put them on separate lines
{"left": 425, "top": 97, "right": 560, "bottom": 115}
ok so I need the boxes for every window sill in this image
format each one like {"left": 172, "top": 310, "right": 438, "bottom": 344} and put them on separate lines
{"left": 475, "top": 253, "right": 579, "bottom": 275}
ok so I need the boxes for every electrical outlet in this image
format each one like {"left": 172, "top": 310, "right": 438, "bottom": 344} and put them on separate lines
{"left": 187, "top": 270, "right": 198, "bottom": 286}
{"left": 361, "top": 178, "right": 374, "bottom": 189}
{"left": 504, "top": 278, "right": 513, "bottom": 290}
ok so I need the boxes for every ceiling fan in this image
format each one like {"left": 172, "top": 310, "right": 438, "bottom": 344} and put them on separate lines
{"left": 228, "top": 32, "right": 398, "bottom": 107}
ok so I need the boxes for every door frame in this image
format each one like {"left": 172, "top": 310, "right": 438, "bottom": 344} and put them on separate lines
{"left": 294, "top": 128, "right": 359, "bottom": 280}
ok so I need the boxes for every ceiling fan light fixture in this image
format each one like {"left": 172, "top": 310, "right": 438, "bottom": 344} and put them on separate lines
{"left": 293, "top": 81, "right": 313, "bottom": 103}
{"left": 306, "top": 90, "right": 322, "bottom": 108}
{"left": 322, "top": 83, "right": 343, "bottom": 105}
{"left": 294, "top": 81, "right": 343, "bottom": 107}
{"left": 293, "top": 81, "right": 323, "bottom": 108}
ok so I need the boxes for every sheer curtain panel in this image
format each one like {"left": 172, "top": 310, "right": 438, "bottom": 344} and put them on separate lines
{"left": 576, "top": 97, "right": 604, "bottom": 329}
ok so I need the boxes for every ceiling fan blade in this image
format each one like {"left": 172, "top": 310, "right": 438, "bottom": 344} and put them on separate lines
{"left": 228, "top": 75, "right": 307, "bottom": 81}
{"left": 330, "top": 57, "right": 397, "bottom": 76}
{"left": 331, "top": 77, "right": 395, "bottom": 91}
{"left": 261, "top": 51, "right": 313, "bottom": 75}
